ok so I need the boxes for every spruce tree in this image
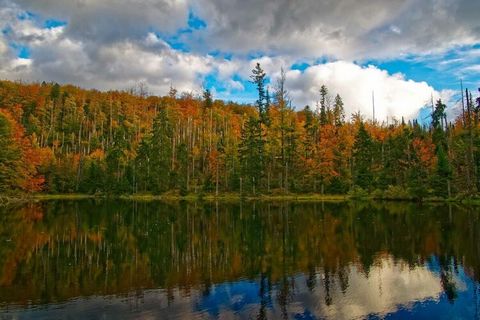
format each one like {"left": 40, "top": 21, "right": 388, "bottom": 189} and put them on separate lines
{"left": 352, "top": 122, "right": 374, "bottom": 190}
{"left": 149, "top": 109, "right": 173, "bottom": 194}
{"left": 239, "top": 116, "right": 263, "bottom": 194}
{"left": 319, "top": 85, "right": 328, "bottom": 125}
{"left": 250, "top": 63, "right": 269, "bottom": 125}
{"left": 333, "top": 94, "right": 345, "bottom": 127}
{"left": 431, "top": 99, "right": 452, "bottom": 197}
{"left": 175, "top": 142, "right": 189, "bottom": 195}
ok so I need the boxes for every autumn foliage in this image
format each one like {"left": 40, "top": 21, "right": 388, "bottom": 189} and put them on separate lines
{"left": 0, "top": 79, "right": 479, "bottom": 198}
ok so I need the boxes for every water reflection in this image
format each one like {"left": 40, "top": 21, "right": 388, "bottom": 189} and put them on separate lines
{"left": 0, "top": 201, "right": 479, "bottom": 319}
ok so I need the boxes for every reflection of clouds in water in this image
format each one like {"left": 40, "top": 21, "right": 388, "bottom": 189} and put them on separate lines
{"left": 204, "top": 256, "right": 466, "bottom": 319}
{"left": 300, "top": 257, "right": 445, "bottom": 319}
{"left": 1, "top": 257, "right": 468, "bottom": 320}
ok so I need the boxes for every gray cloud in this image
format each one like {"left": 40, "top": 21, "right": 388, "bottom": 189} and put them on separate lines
{"left": 10, "top": 0, "right": 480, "bottom": 60}
{"left": 12, "top": 0, "right": 189, "bottom": 43}
{"left": 191, "top": 0, "right": 480, "bottom": 60}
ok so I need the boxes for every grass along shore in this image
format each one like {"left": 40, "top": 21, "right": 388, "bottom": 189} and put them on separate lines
{"left": 2, "top": 191, "right": 480, "bottom": 206}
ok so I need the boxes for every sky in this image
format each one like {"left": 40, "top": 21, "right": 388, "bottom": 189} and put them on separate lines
{"left": 0, "top": 0, "right": 479, "bottom": 122}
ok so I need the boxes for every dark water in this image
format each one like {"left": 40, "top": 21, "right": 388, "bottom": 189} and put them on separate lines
{"left": 0, "top": 201, "right": 479, "bottom": 319}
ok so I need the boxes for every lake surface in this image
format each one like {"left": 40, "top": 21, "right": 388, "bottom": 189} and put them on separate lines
{"left": 0, "top": 200, "right": 479, "bottom": 319}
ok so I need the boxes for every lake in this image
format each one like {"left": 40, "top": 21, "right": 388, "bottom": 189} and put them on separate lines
{"left": 0, "top": 200, "right": 479, "bottom": 319}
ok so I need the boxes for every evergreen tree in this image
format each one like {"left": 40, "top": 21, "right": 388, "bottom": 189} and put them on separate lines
{"left": 333, "top": 94, "right": 345, "bottom": 127}
{"left": 202, "top": 88, "right": 213, "bottom": 110}
{"left": 149, "top": 109, "right": 173, "bottom": 194}
{"left": 433, "top": 144, "right": 451, "bottom": 197}
{"left": 319, "top": 85, "right": 328, "bottom": 125}
{"left": 135, "top": 134, "right": 152, "bottom": 192}
{"left": 352, "top": 122, "right": 374, "bottom": 190}
{"left": 239, "top": 116, "right": 263, "bottom": 194}
{"left": 250, "top": 63, "right": 269, "bottom": 125}
{"left": 431, "top": 99, "right": 452, "bottom": 197}
{"left": 175, "top": 142, "right": 189, "bottom": 195}
{"left": 105, "top": 125, "right": 130, "bottom": 193}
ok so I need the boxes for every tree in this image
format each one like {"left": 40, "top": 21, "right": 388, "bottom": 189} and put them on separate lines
{"left": 274, "top": 68, "right": 292, "bottom": 192}
{"left": 0, "top": 109, "right": 46, "bottom": 193}
{"left": 148, "top": 109, "right": 173, "bottom": 194}
{"left": 433, "top": 144, "right": 451, "bottom": 197}
{"left": 352, "top": 122, "right": 374, "bottom": 190}
{"left": 431, "top": 99, "right": 452, "bottom": 197}
{"left": 135, "top": 133, "right": 152, "bottom": 192}
{"left": 175, "top": 142, "right": 189, "bottom": 195}
{"left": 239, "top": 116, "right": 263, "bottom": 194}
{"left": 333, "top": 94, "right": 345, "bottom": 127}
{"left": 319, "top": 85, "right": 329, "bottom": 125}
{"left": 202, "top": 88, "right": 213, "bottom": 110}
{"left": 0, "top": 111, "right": 22, "bottom": 192}
{"left": 250, "top": 63, "right": 269, "bottom": 126}
{"left": 105, "top": 125, "right": 130, "bottom": 193}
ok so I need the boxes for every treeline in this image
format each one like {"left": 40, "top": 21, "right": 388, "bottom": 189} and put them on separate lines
{"left": 0, "top": 65, "right": 479, "bottom": 199}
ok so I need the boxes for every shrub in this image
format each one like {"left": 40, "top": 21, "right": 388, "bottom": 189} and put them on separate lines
{"left": 348, "top": 186, "right": 369, "bottom": 199}
{"left": 383, "top": 185, "right": 410, "bottom": 200}
{"left": 371, "top": 189, "right": 384, "bottom": 199}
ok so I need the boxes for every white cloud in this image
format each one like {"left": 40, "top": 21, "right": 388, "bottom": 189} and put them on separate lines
{"left": 285, "top": 61, "right": 439, "bottom": 121}
{"left": 0, "top": 1, "right": 214, "bottom": 94}
{"left": 461, "top": 65, "right": 480, "bottom": 74}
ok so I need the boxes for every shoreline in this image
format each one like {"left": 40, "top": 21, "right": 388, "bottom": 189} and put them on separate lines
{"left": 2, "top": 192, "right": 480, "bottom": 206}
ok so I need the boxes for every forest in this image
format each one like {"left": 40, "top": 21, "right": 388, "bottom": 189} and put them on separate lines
{"left": 0, "top": 63, "right": 480, "bottom": 200}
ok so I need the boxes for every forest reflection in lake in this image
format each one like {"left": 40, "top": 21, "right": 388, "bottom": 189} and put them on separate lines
{"left": 0, "top": 200, "right": 479, "bottom": 319}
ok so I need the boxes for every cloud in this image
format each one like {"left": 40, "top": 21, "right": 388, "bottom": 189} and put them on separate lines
{"left": 0, "top": 0, "right": 477, "bottom": 122}
{"left": 192, "top": 0, "right": 480, "bottom": 60}
{"left": 10, "top": 0, "right": 480, "bottom": 61}
{"left": 11, "top": 0, "right": 189, "bottom": 43}
{"left": 0, "top": 2, "right": 214, "bottom": 94}
{"left": 284, "top": 61, "right": 439, "bottom": 120}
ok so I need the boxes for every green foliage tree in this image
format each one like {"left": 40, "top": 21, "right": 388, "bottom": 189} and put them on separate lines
{"left": 250, "top": 63, "right": 269, "bottom": 126}
{"left": 333, "top": 94, "right": 345, "bottom": 127}
{"left": 319, "top": 85, "right": 329, "bottom": 125}
{"left": 239, "top": 116, "right": 264, "bottom": 194}
{"left": 148, "top": 109, "right": 173, "bottom": 194}
{"left": 352, "top": 122, "right": 374, "bottom": 190}
{"left": 431, "top": 99, "right": 452, "bottom": 197}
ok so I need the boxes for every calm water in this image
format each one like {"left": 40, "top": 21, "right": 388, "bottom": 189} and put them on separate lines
{"left": 0, "top": 201, "right": 479, "bottom": 319}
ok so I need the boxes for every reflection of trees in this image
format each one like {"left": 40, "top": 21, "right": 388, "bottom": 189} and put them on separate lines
{"left": 0, "top": 200, "right": 479, "bottom": 307}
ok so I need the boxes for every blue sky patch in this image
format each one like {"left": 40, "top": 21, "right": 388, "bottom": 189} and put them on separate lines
{"left": 188, "top": 11, "right": 207, "bottom": 30}
{"left": 9, "top": 43, "right": 31, "bottom": 59}
{"left": 291, "top": 62, "right": 310, "bottom": 71}
{"left": 44, "top": 19, "right": 67, "bottom": 29}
